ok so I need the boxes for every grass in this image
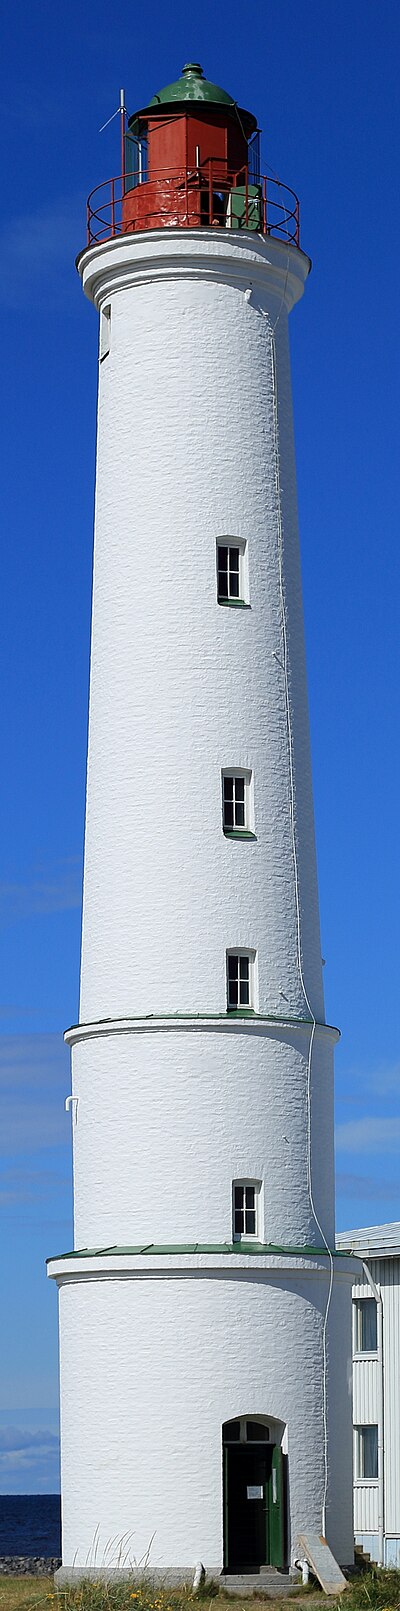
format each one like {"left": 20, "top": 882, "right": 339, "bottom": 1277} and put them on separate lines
{"left": 0, "top": 1581, "right": 54, "bottom": 1611}
{"left": 344, "top": 1570, "right": 400, "bottom": 1611}
{"left": 1, "top": 1571, "right": 400, "bottom": 1611}
{"left": 0, "top": 1580, "right": 322, "bottom": 1611}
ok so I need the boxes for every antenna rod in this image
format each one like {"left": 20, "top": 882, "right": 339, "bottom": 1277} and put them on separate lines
{"left": 120, "top": 88, "right": 126, "bottom": 190}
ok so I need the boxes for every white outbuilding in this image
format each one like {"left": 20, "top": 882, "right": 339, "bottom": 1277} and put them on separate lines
{"left": 337, "top": 1222, "right": 400, "bottom": 1568}
{"left": 48, "top": 63, "right": 356, "bottom": 1580}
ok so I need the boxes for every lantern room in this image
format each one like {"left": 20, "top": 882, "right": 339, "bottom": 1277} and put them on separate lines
{"left": 86, "top": 65, "right": 300, "bottom": 246}
{"left": 123, "top": 62, "right": 259, "bottom": 231}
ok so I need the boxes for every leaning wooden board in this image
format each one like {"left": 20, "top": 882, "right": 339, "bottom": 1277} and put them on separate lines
{"left": 297, "top": 1533, "right": 347, "bottom": 1594}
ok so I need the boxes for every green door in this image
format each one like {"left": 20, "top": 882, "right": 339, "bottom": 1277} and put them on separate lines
{"left": 223, "top": 1444, "right": 269, "bottom": 1572}
{"left": 269, "top": 1444, "right": 284, "bottom": 1568}
{"left": 229, "top": 183, "right": 262, "bottom": 230}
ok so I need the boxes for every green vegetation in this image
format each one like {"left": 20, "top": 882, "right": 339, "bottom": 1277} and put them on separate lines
{"left": 0, "top": 1579, "right": 319, "bottom": 1611}
{"left": 0, "top": 1580, "right": 53, "bottom": 1611}
{"left": 344, "top": 1569, "right": 400, "bottom": 1611}
{"left": 2, "top": 1568, "right": 400, "bottom": 1611}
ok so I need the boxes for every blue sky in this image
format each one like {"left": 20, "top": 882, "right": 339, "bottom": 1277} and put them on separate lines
{"left": 1, "top": 0, "right": 399, "bottom": 1493}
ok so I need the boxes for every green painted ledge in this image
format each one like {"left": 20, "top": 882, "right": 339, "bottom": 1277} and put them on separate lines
{"left": 224, "top": 829, "right": 257, "bottom": 841}
{"left": 217, "top": 599, "right": 250, "bottom": 609}
{"left": 66, "top": 1012, "right": 340, "bottom": 1031}
{"left": 47, "top": 1241, "right": 351, "bottom": 1264}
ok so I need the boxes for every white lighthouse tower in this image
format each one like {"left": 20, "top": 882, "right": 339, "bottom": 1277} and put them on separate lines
{"left": 48, "top": 63, "right": 355, "bottom": 1579}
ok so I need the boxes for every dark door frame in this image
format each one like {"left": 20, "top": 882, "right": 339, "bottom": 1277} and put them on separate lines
{"left": 223, "top": 1439, "right": 285, "bottom": 1573}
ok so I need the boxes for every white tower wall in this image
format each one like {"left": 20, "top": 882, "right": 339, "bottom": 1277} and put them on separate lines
{"left": 52, "top": 1254, "right": 355, "bottom": 1573}
{"left": 68, "top": 1021, "right": 336, "bottom": 1251}
{"left": 49, "top": 227, "right": 355, "bottom": 1575}
{"left": 78, "top": 234, "right": 324, "bottom": 1028}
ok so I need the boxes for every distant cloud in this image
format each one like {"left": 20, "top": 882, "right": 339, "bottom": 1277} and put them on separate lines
{"left": 0, "top": 856, "right": 82, "bottom": 922}
{"left": 0, "top": 197, "right": 82, "bottom": 310}
{"left": 337, "top": 1170, "right": 400, "bottom": 1201}
{"left": 0, "top": 1032, "right": 70, "bottom": 1155}
{"left": 0, "top": 1163, "right": 70, "bottom": 1206}
{"left": 0, "top": 1427, "right": 59, "bottom": 1454}
{"left": 336, "top": 1116, "right": 400, "bottom": 1155}
{"left": 337, "top": 1061, "right": 400, "bottom": 1101}
{"left": 0, "top": 1005, "right": 42, "bottom": 1021}
{"left": 0, "top": 1426, "right": 60, "bottom": 1491}
{"left": 367, "top": 1063, "right": 400, "bottom": 1096}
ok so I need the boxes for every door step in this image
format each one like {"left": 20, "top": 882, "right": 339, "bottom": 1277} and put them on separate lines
{"left": 221, "top": 1574, "right": 292, "bottom": 1596}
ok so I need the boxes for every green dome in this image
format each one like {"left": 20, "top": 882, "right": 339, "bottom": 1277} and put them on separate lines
{"left": 129, "top": 63, "right": 257, "bottom": 136}
{"left": 148, "top": 62, "right": 236, "bottom": 109}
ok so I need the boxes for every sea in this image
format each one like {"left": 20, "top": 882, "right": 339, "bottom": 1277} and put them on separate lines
{"left": 0, "top": 1495, "right": 61, "bottom": 1557}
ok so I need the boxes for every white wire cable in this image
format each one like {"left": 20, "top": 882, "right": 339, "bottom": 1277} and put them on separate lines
{"left": 269, "top": 330, "right": 334, "bottom": 1538}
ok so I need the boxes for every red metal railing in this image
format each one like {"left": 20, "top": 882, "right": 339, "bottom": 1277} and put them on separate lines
{"left": 86, "top": 163, "right": 300, "bottom": 247}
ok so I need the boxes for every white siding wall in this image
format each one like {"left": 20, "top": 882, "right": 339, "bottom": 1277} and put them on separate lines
{"left": 350, "top": 1258, "right": 400, "bottom": 1557}
{"left": 378, "top": 1259, "right": 400, "bottom": 1538}
{"left": 352, "top": 1273, "right": 380, "bottom": 1542}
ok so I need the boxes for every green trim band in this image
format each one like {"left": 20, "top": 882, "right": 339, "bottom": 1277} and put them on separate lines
{"left": 217, "top": 598, "right": 250, "bottom": 609}
{"left": 65, "top": 1012, "right": 340, "bottom": 1051}
{"left": 224, "top": 829, "right": 257, "bottom": 841}
{"left": 48, "top": 1240, "right": 350, "bottom": 1264}
{"left": 227, "top": 1008, "right": 255, "bottom": 1017}
{"left": 67, "top": 1012, "right": 331, "bottom": 1029}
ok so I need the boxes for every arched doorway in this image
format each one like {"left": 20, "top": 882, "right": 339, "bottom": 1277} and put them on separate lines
{"left": 222, "top": 1416, "right": 285, "bottom": 1573}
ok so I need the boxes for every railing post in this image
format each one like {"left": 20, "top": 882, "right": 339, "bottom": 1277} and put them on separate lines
{"left": 245, "top": 164, "right": 248, "bottom": 228}
{"left": 209, "top": 160, "right": 213, "bottom": 226}
{"left": 263, "top": 175, "right": 267, "bottom": 235}
{"left": 111, "top": 177, "right": 115, "bottom": 238}
{"left": 87, "top": 202, "right": 91, "bottom": 246}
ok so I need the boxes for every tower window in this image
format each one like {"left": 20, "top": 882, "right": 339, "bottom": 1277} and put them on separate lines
{"left": 218, "top": 544, "right": 239, "bottom": 599}
{"left": 222, "top": 770, "right": 253, "bottom": 834}
{"left": 226, "top": 950, "right": 255, "bottom": 1011}
{"left": 353, "top": 1298, "right": 378, "bottom": 1354}
{"left": 100, "top": 303, "right": 111, "bottom": 361}
{"left": 356, "top": 1425, "right": 378, "bottom": 1480}
{"left": 217, "top": 540, "right": 247, "bottom": 605}
{"left": 223, "top": 1417, "right": 270, "bottom": 1444}
{"left": 233, "top": 1181, "right": 261, "bottom": 1241}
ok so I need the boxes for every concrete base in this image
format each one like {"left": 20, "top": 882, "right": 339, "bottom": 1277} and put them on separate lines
{"left": 221, "top": 1574, "right": 295, "bottom": 1595}
{"left": 54, "top": 1565, "right": 299, "bottom": 1594}
{"left": 55, "top": 1568, "right": 212, "bottom": 1587}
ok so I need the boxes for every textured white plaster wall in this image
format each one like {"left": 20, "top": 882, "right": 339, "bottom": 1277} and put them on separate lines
{"left": 57, "top": 229, "right": 353, "bottom": 1576}
{"left": 70, "top": 1021, "right": 336, "bottom": 1250}
{"left": 78, "top": 232, "right": 324, "bottom": 1028}
{"left": 56, "top": 1265, "right": 354, "bottom": 1570}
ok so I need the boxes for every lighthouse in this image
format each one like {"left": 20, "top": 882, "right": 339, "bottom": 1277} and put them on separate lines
{"left": 48, "top": 63, "right": 355, "bottom": 1579}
